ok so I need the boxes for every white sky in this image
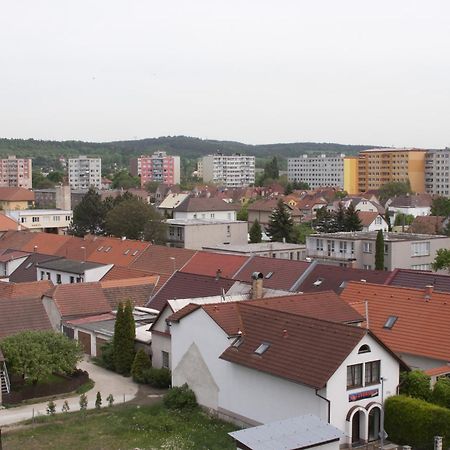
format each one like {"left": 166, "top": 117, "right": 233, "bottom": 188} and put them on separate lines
{"left": 1, "top": 0, "right": 449, "bottom": 147}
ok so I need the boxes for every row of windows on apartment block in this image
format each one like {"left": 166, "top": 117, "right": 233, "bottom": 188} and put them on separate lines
{"left": 40, "top": 271, "right": 83, "bottom": 284}
{"left": 21, "top": 215, "right": 71, "bottom": 223}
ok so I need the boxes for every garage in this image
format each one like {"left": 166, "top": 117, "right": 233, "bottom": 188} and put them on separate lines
{"left": 78, "top": 331, "right": 92, "bottom": 355}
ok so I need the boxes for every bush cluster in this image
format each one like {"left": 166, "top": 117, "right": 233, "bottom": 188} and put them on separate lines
{"left": 142, "top": 368, "right": 171, "bottom": 388}
{"left": 163, "top": 384, "right": 197, "bottom": 411}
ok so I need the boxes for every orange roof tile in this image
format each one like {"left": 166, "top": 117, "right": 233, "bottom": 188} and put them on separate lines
{"left": 0, "top": 230, "right": 37, "bottom": 251}
{"left": 21, "top": 233, "right": 72, "bottom": 255}
{"left": 0, "top": 213, "right": 22, "bottom": 232}
{"left": 0, "top": 280, "right": 54, "bottom": 299}
{"left": 0, "top": 187, "right": 34, "bottom": 201}
{"left": 100, "top": 265, "right": 152, "bottom": 281}
{"left": 424, "top": 365, "right": 450, "bottom": 377}
{"left": 340, "top": 282, "right": 450, "bottom": 361}
{"left": 357, "top": 211, "right": 382, "bottom": 227}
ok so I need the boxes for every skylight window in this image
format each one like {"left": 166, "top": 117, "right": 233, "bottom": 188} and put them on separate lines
{"left": 232, "top": 336, "right": 244, "bottom": 348}
{"left": 105, "top": 246, "right": 112, "bottom": 252}
{"left": 132, "top": 250, "right": 139, "bottom": 256}
{"left": 265, "top": 272, "right": 273, "bottom": 279}
{"left": 384, "top": 316, "right": 398, "bottom": 329}
{"left": 313, "top": 278, "right": 324, "bottom": 287}
{"left": 123, "top": 249, "right": 130, "bottom": 255}
{"left": 254, "top": 342, "right": 270, "bottom": 355}
{"left": 97, "top": 246, "right": 104, "bottom": 251}
{"left": 25, "top": 262, "right": 33, "bottom": 269}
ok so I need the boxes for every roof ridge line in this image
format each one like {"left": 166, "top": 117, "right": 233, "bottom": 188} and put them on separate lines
{"left": 232, "top": 254, "right": 254, "bottom": 279}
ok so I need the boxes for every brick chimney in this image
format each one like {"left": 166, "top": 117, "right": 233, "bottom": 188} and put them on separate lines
{"left": 251, "top": 272, "right": 264, "bottom": 299}
{"left": 425, "top": 284, "right": 434, "bottom": 299}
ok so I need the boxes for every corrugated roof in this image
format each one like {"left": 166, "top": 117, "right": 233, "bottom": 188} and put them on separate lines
{"left": 341, "top": 282, "right": 450, "bottom": 361}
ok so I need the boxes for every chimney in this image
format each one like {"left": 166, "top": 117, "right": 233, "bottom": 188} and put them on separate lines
{"left": 282, "top": 329, "right": 288, "bottom": 338}
{"left": 215, "top": 268, "right": 222, "bottom": 280}
{"left": 425, "top": 284, "right": 434, "bottom": 299}
{"left": 251, "top": 272, "right": 264, "bottom": 299}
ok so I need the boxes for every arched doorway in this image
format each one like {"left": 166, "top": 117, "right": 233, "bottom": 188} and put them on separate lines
{"left": 351, "top": 410, "right": 364, "bottom": 445}
{"left": 368, "top": 407, "right": 381, "bottom": 441}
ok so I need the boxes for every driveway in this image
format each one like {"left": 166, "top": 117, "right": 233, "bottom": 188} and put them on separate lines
{"left": 0, "top": 358, "right": 138, "bottom": 426}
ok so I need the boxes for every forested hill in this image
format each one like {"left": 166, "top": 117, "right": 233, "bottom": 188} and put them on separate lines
{"left": 0, "top": 136, "right": 377, "bottom": 170}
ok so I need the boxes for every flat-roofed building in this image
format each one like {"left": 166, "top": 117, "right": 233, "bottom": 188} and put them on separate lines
{"left": 202, "top": 153, "right": 255, "bottom": 187}
{"left": 68, "top": 156, "right": 101, "bottom": 190}
{"left": 0, "top": 155, "right": 32, "bottom": 189}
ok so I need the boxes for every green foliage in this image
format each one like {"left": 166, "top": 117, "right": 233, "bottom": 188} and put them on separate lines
{"left": 0, "top": 330, "right": 83, "bottom": 384}
{"left": 106, "top": 394, "right": 114, "bottom": 407}
{"left": 335, "top": 202, "right": 346, "bottom": 232}
{"left": 385, "top": 207, "right": 392, "bottom": 231}
{"left": 47, "top": 400, "right": 56, "bottom": 415}
{"left": 385, "top": 395, "right": 450, "bottom": 449}
{"left": 432, "top": 248, "right": 450, "bottom": 273}
{"left": 131, "top": 349, "right": 152, "bottom": 383}
{"left": 344, "top": 203, "right": 363, "bottom": 231}
{"left": 95, "top": 391, "right": 102, "bottom": 409}
{"left": 249, "top": 219, "right": 262, "bottom": 243}
{"left": 236, "top": 205, "right": 248, "bottom": 221}
{"left": 62, "top": 400, "right": 70, "bottom": 412}
{"left": 47, "top": 171, "right": 64, "bottom": 183}
{"left": 79, "top": 393, "right": 88, "bottom": 410}
{"left": 292, "top": 180, "right": 310, "bottom": 190}
{"left": 284, "top": 183, "right": 293, "bottom": 195}
{"left": 112, "top": 300, "right": 136, "bottom": 375}
{"left": 375, "top": 229, "right": 385, "bottom": 270}
{"left": 142, "top": 367, "right": 172, "bottom": 388}
{"left": 431, "top": 378, "right": 450, "bottom": 408}
{"left": 111, "top": 170, "right": 140, "bottom": 189}
{"left": 70, "top": 187, "right": 107, "bottom": 237}
{"left": 394, "top": 212, "right": 415, "bottom": 227}
{"left": 96, "top": 342, "right": 115, "bottom": 371}
{"left": 379, "top": 181, "right": 412, "bottom": 204}
{"left": 266, "top": 199, "right": 294, "bottom": 242}
{"left": 431, "top": 196, "right": 450, "bottom": 217}
{"left": 144, "top": 181, "right": 160, "bottom": 193}
{"left": 263, "top": 157, "right": 279, "bottom": 180}
{"left": 76, "top": 378, "right": 95, "bottom": 395}
{"left": 291, "top": 222, "right": 313, "bottom": 244}
{"left": 33, "top": 171, "right": 55, "bottom": 189}
{"left": 400, "top": 370, "right": 431, "bottom": 401}
{"left": 163, "top": 384, "right": 197, "bottom": 411}
{"left": 313, "top": 207, "right": 336, "bottom": 233}
{"left": 335, "top": 190, "right": 347, "bottom": 200}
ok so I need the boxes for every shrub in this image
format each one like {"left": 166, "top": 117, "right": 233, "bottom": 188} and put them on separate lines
{"left": 106, "top": 394, "right": 114, "bottom": 407}
{"left": 62, "top": 400, "right": 70, "bottom": 412}
{"left": 400, "top": 370, "right": 431, "bottom": 401}
{"left": 385, "top": 395, "right": 450, "bottom": 448}
{"left": 95, "top": 391, "right": 102, "bottom": 409}
{"left": 46, "top": 400, "right": 56, "bottom": 415}
{"left": 97, "top": 342, "right": 115, "bottom": 371}
{"left": 142, "top": 367, "right": 171, "bottom": 388}
{"left": 432, "top": 377, "right": 450, "bottom": 408}
{"left": 79, "top": 393, "right": 88, "bottom": 410}
{"left": 163, "top": 384, "right": 197, "bottom": 411}
{"left": 131, "top": 349, "right": 152, "bottom": 383}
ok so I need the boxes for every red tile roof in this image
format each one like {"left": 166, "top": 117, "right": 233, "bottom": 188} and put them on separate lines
{"left": 219, "top": 303, "right": 367, "bottom": 389}
{"left": 180, "top": 251, "right": 249, "bottom": 279}
{"left": 101, "top": 276, "right": 158, "bottom": 308}
{"left": 65, "top": 313, "right": 115, "bottom": 325}
{"left": 21, "top": 233, "right": 72, "bottom": 255}
{"left": 100, "top": 265, "right": 152, "bottom": 281}
{"left": 0, "top": 187, "right": 35, "bottom": 201}
{"left": 357, "top": 211, "right": 382, "bottom": 227}
{"left": 0, "top": 280, "right": 54, "bottom": 299}
{"left": 0, "top": 296, "right": 52, "bottom": 338}
{"left": 424, "top": 366, "right": 450, "bottom": 377}
{"left": 385, "top": 269, "right": 450, "bottom": 293}
{"left": 131, "top": 245, "right": 196, "bottom": 275}
{"left": 297, "top": 264, "right": 392, "bottom": 294}
{"left": 0, "top": 231, "right": 37, "bottom": 251}
{"left": 0, "top": 213, "right": 21, "bottom": 232}
{"left": 147, "top": 272, "right": 236, "bottom": 311}
{"left": 340, "top": 282, "right": 450, "bottom": 361}
{"left": 174, "top": 197, "right": 238, "bottom": 212}
{"left": 233, "top": 256, "right": 311, "bottom": 291}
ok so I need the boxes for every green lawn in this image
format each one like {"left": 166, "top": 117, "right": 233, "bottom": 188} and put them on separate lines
{"left": 2, "top": 404, "right": 237, "bottom": 450}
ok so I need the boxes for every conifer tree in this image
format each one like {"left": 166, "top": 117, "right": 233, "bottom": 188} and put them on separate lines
{"left": 131, "top": 348, "right": 152, "bottom": 383}
{"left": 335, "top": 202, "right": 346, "bottom": 232}
{"left": 249, "top": 219, "right": 262, "bottom": 243}
{"left": 113, "top": 300, "right": 136, "bottom": 375}
{"left": 344, "top": 203, "right": 363, "bottom": 232}
{"left": 313, "top": 207, "right": 336, "bottom": 233}
{"left": 266, "top": 199, "right": 294, "bottom": 242}
{"left": 375, "top": 229, "right": 385, "bottom": 270}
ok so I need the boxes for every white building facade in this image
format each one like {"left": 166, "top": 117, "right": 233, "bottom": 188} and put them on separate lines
{"left": 6, "top": 209, "right": 73, "bottom": 234}
{"left": 68, "top": 156, "right": 102, "bottom": 189}
{"left": 425, "top": 149, "right": 450, "bottom": 196}
{"left": 202, "top": 153, "right": 255, "bottom": 187}
{"left": 288, "top": 154, "right": 345, "bottom": 188}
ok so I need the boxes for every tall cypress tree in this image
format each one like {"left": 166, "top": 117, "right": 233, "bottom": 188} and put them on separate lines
{"left": 375, "top": 229, "right": 385, "bottom": 270}
{"left": 122, "top": 300, "right": 136, "bottom": 375}
{"left": 113, "top": 302, "right": 124, "bottom": 373}
{"left": 249, "top": 219, "right": 263, "bottom": 243}
{"left": 344, "top": 203, "right": 363, "bottom": 232}
{"left": 335, "top": 202, "right": 346, "bottom": 232}
{"left": 266, "top": 199, "right": 294, "bottom": 242}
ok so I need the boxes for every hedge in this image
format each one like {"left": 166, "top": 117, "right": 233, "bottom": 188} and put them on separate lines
{"left": 385, "top": 395, "right": 450, "bottom": 449}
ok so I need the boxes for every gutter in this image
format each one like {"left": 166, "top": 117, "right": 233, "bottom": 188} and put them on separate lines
{"left": 315, "top": 389, "right": 331, "bottom": 423}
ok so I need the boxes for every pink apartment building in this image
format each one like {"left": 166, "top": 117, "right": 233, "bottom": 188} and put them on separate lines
{"left": 130, "top": 151, "right": 180, "bottom": 187}
{"left": 0, "top": 156, "right": 32, "bottom": 189}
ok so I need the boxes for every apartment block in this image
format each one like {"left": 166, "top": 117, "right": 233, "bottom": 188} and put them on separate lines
{"left": 287, "top": 154, "right": 345, "bottom": 188}
{"left": 202, "top": 153, "right": 255, "bottom": 187}
{"left": 306, "top": 231, "right": 450, "bottom": 271}
{"left": 68, "top": 156, "right": 101, "bottom": 190}
{"left": 0, "top": 155, "right": 32, "bottom": 189}
{"left": 425, "top": 148, "right": 450, "bottom": 196}
{"left": 130, "top": 151, "right": 180, "bottom": 187}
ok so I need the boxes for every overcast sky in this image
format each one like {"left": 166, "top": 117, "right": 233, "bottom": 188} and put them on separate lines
{"left": 1, "top": 0, "right": 449, "bottom": 148}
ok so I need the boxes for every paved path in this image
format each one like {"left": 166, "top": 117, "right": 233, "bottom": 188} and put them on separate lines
{"left": 0, "top": 359, "right": 138, "bottom": 426}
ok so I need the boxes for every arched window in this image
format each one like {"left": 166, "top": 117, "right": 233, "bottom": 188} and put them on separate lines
{"left": 358, "top": 344, "right": 371, "bottom": 354}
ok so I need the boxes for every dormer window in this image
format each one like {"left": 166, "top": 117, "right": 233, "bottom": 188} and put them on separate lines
{"left": 265, "top": 272, "right": 273, "bottom": 279}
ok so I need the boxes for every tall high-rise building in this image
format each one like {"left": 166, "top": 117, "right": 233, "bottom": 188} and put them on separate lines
{"left": 0, "top": 155, "right": 32, "bottom": 189}
{"left": 425, "top": 148, "right": 450, "bottom": 196}
{"left": 201, "top": 153, "right": 255, "bottom": 187}
{"left": 130, "top": 151, "right": 180, "bottom": 187}
{"left": 68, "top": 156, "right": 102, "bottom": 190}
{"left": 287, "top": 154, "right": 345, "bottom": 188}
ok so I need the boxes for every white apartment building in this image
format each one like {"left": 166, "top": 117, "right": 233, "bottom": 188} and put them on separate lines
{"left": 68, "top": 156, "right": 101, "bottom": 190}
{"left": 425, "top": 148, "right": 450, "bottom": 196}
{"left": 287, "top": 154, "right": 345, "bottom": 188}
{"left": 202, "top": 153, "right": 255, "bottom": 187}
{"left": 0, "top": 155, "right": 32, "bottom": 189}
{"left": 6, "top": 209, "right": 73, "bottom": 234}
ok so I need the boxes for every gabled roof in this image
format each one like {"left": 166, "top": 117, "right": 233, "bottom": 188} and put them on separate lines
{"left": 100, "top": 265, "right": 152, "bottom": 281}
{"left": 101, "top": 277, "right": 158, "bottom": 308}
{"left": 44, "top": 282, "right": 111, "bottom": 319}
{"left": 296, "top": 263, "right": 392, "bottom": 294}
{"left": 180, "top": 251, "right": 249, "bottom": 279}
{"left": 0, "top": 231, "right": 37, "bottom": 252}
{"left": 389, "top": 193, "right": 433, "bottom": 208}
{"left": 21, "top": 233, "right": 72, "bottom": 255}
{"left": 0, "top": 280, "right": 53, "bottom": 299}
{"left": 0, "top": 296, "right": 52, "bottom": 338}
{"left": 158, "top": 193, "right": 190, "bottom": 210}
{"left": 341, "top": 282, "right": 450, "bottom": 361}
{"left": 37, "top": 258, "right": 105, "bottom": 274}
{"left": 9, "top": 253, "right": 63, "bottom": 283}
{"left": 174, "top": 197, "right": 238, "bottom": 213}
{"left": 385, "top": 269, "right": 450, "bottom": 293}
{"left": 131, "top": 245, "right": 196, "bottom": 275}
{"left": 0, "top": 187, "right": 34, "bottom": 202}
{"left": 0, "top": 250, "right": 29, "bottom": 263}
{"left": 357, "top": 211, "right": 384, "bottom": 227}
{"left": 233, "top": 256, "right": 311, "bottom": 291}
{"left": 147, "top": 272, "right": 236, "bottom": 311}
{"left": 219, "top": 303, "right": 367, "bottom": 389}
{"left": 0, "top": 213, "right": 22, "bottom": 232}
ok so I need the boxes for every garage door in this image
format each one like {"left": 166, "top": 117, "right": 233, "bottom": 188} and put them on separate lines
{"left": 96, "top": 337, "right": 109, "bottom": 358}
{"left": 78, "top": 331, "right": 92, "bottom": 355}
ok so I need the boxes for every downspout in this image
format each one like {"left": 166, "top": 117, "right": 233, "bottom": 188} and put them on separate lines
{"left": 315, "top": 389, "right": 331, "bottom": 423}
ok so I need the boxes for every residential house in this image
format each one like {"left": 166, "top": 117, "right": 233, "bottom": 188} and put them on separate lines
{"left": 247, "top": 199, "right": 302, "bottom": 228}
{"left": 306, "top": 231, "right": 450, "bottom": 271}
{"left": 155, "top": 184, "right": 181, "bottom": 205}
{"left": 8, "top": 253, "right": 63, "bottom": 283}
{"left": 387, "top": 193, "right": 433, "bottom": 220}
{"left": 172, "top": 197, "right": 239, "bottom": 221}
{"left": 157, "top": 193, "right": 190, "bottom": 218}
{"left": 0, "top": 187, "right": 34, "bottom": 210}
{"left": 0, "top": 213, "right": 24, "bottom": 235}
{"left": 6, "top": 209, "right": 73, "bottom": 234}
{"left": 385, "top": 268, "right": 450, "bottom": 293}
{"left": 169, "top": 298, "right": 404, "bottom": 445}
{"left": 357, "top": 212, "right": 389, "bottom": 232}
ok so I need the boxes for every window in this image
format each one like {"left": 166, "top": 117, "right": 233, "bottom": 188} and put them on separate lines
{"left": 56, "top": 274, "right": 62, "bottom": 284}
{"left": 162, "top": 351, "right": 170, "bottom": 369}
{"left": 254, "top": 342, "right": 270, "bottom": 355}
{"left": 46, "top": 272, "right": 51, "bottom": 280}
{"left": 265, "top": 272, "right": 274, "bottom": 279}
{"left": 384, "top": 244, "right": 389, "bottom": 254}
{"left": 411, "top": 242, "right": 430, "bottom": 257}
{"left": 32, "top": 216, "right": 39, "bottom": 223}
{"left": 70, "top": 276, "right": 75, "bottom": 284}
{"left": 384, "top": 315, "right": 398, "bottom": 329}
{"left": 363, "top": 242, "right": 373, "bottom": 253}
{"left": 316, "top": 239, "right": 324, "bottom": 252}
{"left": 347, "top": 363, "right": 363, "bottom": 389}
{"left": 339, "top": 241, "right": 347, "bottom": 254}
{"left": 411, "top": 264, "right": 432, "bottom": 271}
{"left": 358, "top": 344, "right": 371, "bottom": 354}
{"left": 365, "top": 360, "right": 381, "bottom": 385}
{"left": 25, "top": 262, "right": 33, "bottom": 269}
{"left": 40, "top": 270, "right": 45, "bottom": 280}
{"left": 363, "top": 264, "right": 372, "bottom": 270}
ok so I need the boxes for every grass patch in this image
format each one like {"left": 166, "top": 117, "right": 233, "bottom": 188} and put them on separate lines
{"left": 2, "top": 403, "right": 237, "bottom": 450}
{"left": 75, "top": 378, "right": 95, "bottom": 394}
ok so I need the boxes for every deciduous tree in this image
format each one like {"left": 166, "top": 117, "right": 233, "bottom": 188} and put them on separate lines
{"left": 70, "top": 187, "right": 107, "bottom": 237}
{"left": 432, "top": 248, "right": 450, "bottom": 273}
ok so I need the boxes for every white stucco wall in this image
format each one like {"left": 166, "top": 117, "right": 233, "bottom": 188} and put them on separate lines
{"left": 37, "top": 264, "right": 112, "bottom": 284}
{"left": 174, "top": 210, "right": 236, "bottom": 221}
